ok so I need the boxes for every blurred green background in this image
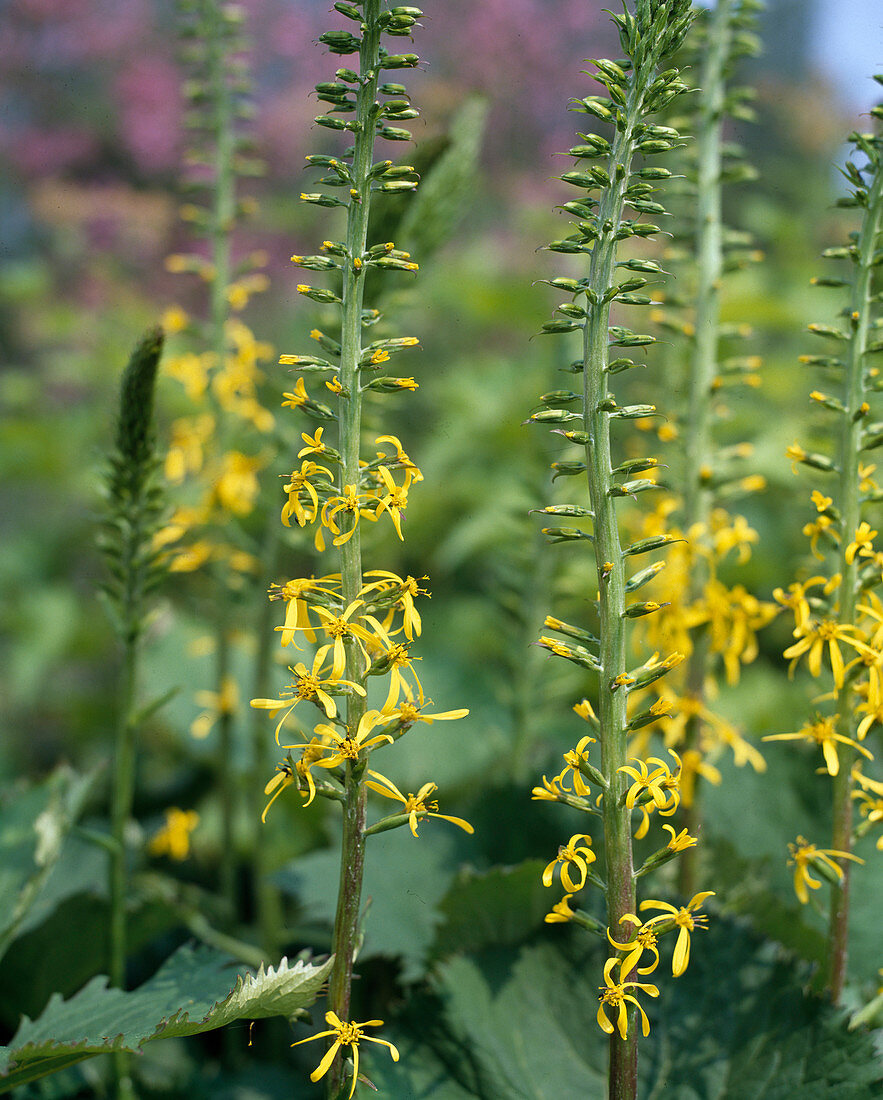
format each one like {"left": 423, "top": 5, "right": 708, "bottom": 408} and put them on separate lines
{"left": 1, "top": 0, "right": 882, "bottom": 1095}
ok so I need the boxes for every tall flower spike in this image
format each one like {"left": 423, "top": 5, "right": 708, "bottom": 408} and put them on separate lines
{"left": 625, "top": 0, "right": 770, "bottom": 897}
{"left": 251, "top": 8, "right": 470, "bottom": 1096}
{"left": 527, "top": 4, "right": 697, "bottom": 1095}
{"left": 766, "top": 83, "right": 883, "bottom": 1001}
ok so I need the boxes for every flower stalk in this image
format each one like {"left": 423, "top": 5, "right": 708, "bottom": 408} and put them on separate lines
{"left": 251, "top": 4, "right": 470, "bottom": 1095}
{"left": 529, "top": 4, "right": 704, "bottom": 1097}
{"left": 767, "top": 87, "right": 883, "bottom": 1002}
{"left": 99, "top": 327, "right": 166, "bottom": 1100}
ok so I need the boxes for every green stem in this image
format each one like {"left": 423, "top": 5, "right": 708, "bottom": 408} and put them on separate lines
{"left": 827, "top": 158, "right": 883, "bottom": 1001}
{"left": 678, "top": 0, "right": 731, "bottom": 898}
{"left": 326, "top": 5, "right": 382, "bottom": 1094}
{"left": 251, "top": 527, "right": 285, "bottom": 958}
{"left": 109, "top": 633, "right": 138, "bottom": 1100}
{"left": 583, "top": 77, "right": 647, "bottom": 1100}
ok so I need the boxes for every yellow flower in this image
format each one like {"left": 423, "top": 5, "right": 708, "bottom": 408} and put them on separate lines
{"left": 364, "top": 770, "right": 473, "bottom": 837}
{"left": 786, "top": 442, "right": 808, "bottom": 474}
{"left": 321, "top": 485, "right": 376, "bottom": 548}
{"left": 297, "top": 427, "right": 328, "bottom": 458}
{"left": 859, "top": 463, "right": 878, "bottom": 493}
{"left": 359, "top": 570, "right": 428, "bottom": 640}
{"left": 663, "top": 824, "right": 698, "bottom": 852}
{"left": 606, "top": 914, "right": 660, "bottom": 976}
{"left": 149, "top": 808, "right": 199, "bottom": 860}
{"left": 596, "top": 956, "right": 659, "bottom": 1039}
{"left": 802, "top": 514, "right": 839, "bottom": 560}
{"left": 558, "top": 736, "right": 597, "bottom": 796}
{"left": 312, "top": 710, "right": 394, "bottom": 768}
{"left": 281, "top": 377, "right": 310, "bottom": 410}
{"left": 846, "top": 521, "right": 877, "bottom": 563}
{"left": 772, "top": 576, "right": 830, "bottom": 632}
{"left": 639, "top": 891, "right": 715, "bottom": 976}
{"left": 250, "top": 645, "right": 367, "bottom": 741}
{"left": 783, "top": 618, "right": 869, "bottom": 689}
{"left": 373, "top": 465, "right": 417, "bottom": 540}
{"left": 261, "top": 761, "right": 295, "bottom": 822}
{"left": 268, "top": 574, "right": 341, "bottom": 647}
{"left": 545, "top": 894, "right": 576, "bottom": 923}
{"left": 542, "top": 833, "right": 597, "bottom": 892}
{"left": 160, "top": 305, "right": 189, "bottom": 334}
{"left": 280, "top": 461, "right": 334, "bottom": 529}
{"left": 291, "top": 1011, "right": 399, "bottom": 1098}
{"left": 619, "top": 751, "right": 681, "bottom": 817}
{"left": 377, "top": 642, "right": 423, "bottom": 712}
{"left": 531, "top": 774, "right": 568, "bottom": 802}
{"left": 788, "top": 836, "right": 865, "bottom": 904}
{"left": 763, "top": 715, "right": 873, "bottom": 776}
{"left": 310, "top": 600, "right": 392, "bottom": 679}
{"left": 383, "top": 698, "right": 469, "bottom": 728}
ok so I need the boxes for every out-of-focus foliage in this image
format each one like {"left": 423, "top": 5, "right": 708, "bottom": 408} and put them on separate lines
{"left": 2, "top": 0, "right": 883, "bottom": 1097}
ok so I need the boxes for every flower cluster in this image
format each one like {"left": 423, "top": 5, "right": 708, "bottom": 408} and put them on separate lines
{"left": 249, "top": 4, "right": 470, "bottom": 1093}
{"left": 156, "top": 0, "right": 273, "bottom": 577}
{"left": 526, "top": 0, "right": 717, "bottom": 1048}
{"left": 762, "top": 90, "right": 883, "bottom": 996}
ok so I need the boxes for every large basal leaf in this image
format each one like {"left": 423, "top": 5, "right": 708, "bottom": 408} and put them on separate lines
{"left": 432, "top": 860, "right": 553, "bottom": 959}
{"left": 0, "top": 767, "right": 95, "bottom": 962}
{"left": 387, "top": 917, "right": 881, "bottom": 1099}
{"left": 276, "top": 827, "right": 461, "bottom": 981}
{"left": 0, "top": 945, "right": 333, "bottom": 1093}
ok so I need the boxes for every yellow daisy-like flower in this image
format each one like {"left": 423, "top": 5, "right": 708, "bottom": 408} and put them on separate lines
{"left": 149, "top": 808, "right": 199, "bottom": 860}
{"left": 373, "top": 465, "right": 417, "bottom": 540}
{"left": 558, "top": 736, "right": 597, "bottom": 796}
{"left": 596, "top": 956, "right": 659, "bottom": 1039}
{"left": 281, "top": 377, "right": 310, "bottom": 409}
{"left": 639, "top": 891, "right": 715, "bottom": 976}
{"left": 268, "top": 574, "right": 341, "bottom": 648}
{"left": 364, "top": 770, "right": 473, "bottom": 837}
{"left": 619, "top": 750, "right": 681, "bottom": 817}
{"left": 763, "top": 715, "right": 873, "bottom": 776}
{"left": 772, "top": 576, "right": 831, "bottom": 632}
{"left": 291, "top": 1011, "right": 399, "bottom": 1099}
{"left": 846, "top": 521, "right": 877, "bottom": 564}
{"left": 359, "top": 570, "right": 428, "bottom": 640}
{"left": 297, "top": 427, "right": 328, "bottom": 458}
{"left": 663, "top": 824, "right": 698, "bottom": 852}
{"left": 262, "top": 761, "right": 295, "bottom": 822}
{"left": 606, "top": 914, "right": 661, "bottom": 976}
{"left": 787, "top": 836, "right": 864, "bottom": 905}
{"left": 321, "top": 485, "right": 376, "bottom": 548}
{"left": 383, "top": 698, "right": 469, "bottom": 728}
{"left": 312, "top": 710, "right": 394, "bottom": 768}
{"left": 786, "top": 442, "right": 808, "bottom": 474}
{"left": 783, "top": 618, "right": 869, "bottom": 689}
{"left": 250, "top": 645, "right": 367, "bottom": 741}
{"left": 542, "top": 833, "right": 597, "bottom": 892}
{"left": 292, "top": 600, "right": 391, "bottom": 679}
{"left": 280, "top": 460, "right": 334, "bottom": 529}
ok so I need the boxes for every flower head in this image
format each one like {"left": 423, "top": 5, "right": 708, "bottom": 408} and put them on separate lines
{"left": 787, "top": 836, "right": 864, "bottom": 904}
{"left": 364, "top": 770, "right": 473, "bottom": 837}
{"left": 149, "top": 808, "right": 199, "bottom": 860}
{"left": 542, "top": 833, "right": 597, "bottom": 892}
{"left": 639, "top": 891, "right": 715, "bottom": 976}
{"left": 291, "top": 1011, "right": 399, "bottom": 1099}
{"left": 596, "top": 956, "right": 659, "bottom": 1039}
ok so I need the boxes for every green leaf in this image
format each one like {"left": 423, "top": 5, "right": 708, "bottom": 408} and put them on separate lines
{"left": 0, "top": 767, "right": 96, "bottom": 962}
{"left": 380, "top": 918, "right": 883, "bottom": 1099}
{"left": 0, "top": 945, "right": 333, "bottom": 1093}
{"left": 276, "top": 827, "right": 461, "bottom": 981}
{"left": 433, "top": 861, "right": 552, "bottom": 959}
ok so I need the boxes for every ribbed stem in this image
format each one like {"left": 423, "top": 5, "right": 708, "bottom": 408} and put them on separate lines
{"left": 110, "top": 632, "right": 138, "bottom": 1100}
{"left": 583, "top": 77, "right": 646, "bottom": 1100}
{"left": 251, "top": 527, "right": 285, "bottom": 957}
{"left": 326, "top": 4, "right": 381, "bottom": 1094}
{"left": 827, "top": 158, "right": 883, "bottom": 1001}
{"left": 678, "top": 0, "right": 731, "bottom": 898}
